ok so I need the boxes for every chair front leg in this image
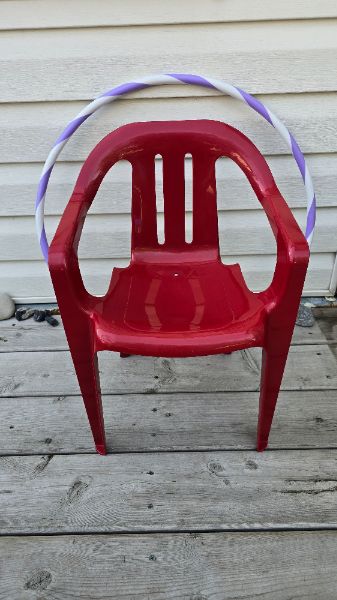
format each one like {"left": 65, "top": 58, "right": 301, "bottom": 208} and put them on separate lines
{"left": 49, "top": 262, "right": 107, "bottom": 455}
{"left": 257, "top": 332, "right": 292, "bottom": 452}
{"left": 257, "top": 281, "right": 306, "bottom": 451}
{"left": 65, "top": 313, "right": 107, "bottom": 455}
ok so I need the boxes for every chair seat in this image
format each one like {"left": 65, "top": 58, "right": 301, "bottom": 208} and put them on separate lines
{"left": 93, "top": 253, "right": 266, "bottom": 356}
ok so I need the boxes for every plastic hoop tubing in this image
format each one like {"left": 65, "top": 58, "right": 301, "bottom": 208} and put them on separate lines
{"left": 36, "top": 73, "right": 316, "bottom": 261}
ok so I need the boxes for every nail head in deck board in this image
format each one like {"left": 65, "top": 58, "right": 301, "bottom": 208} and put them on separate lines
{"left": 2, "top": 450, "right": 337, "bottom": 534}
{"left": 1, "top": 344, "right": 337, "bottom": 397}
{"left": 2, "top": 531, "right": 337, "bottom": 600}
{"left": 0, "top": 318, "right": 330, "bottom": 352}
{"left": 2, "top": 390, "right": 337, "bottom": 454}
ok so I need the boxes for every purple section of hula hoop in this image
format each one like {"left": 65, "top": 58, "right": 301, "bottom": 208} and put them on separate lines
{"left": 40, "top": 228, "right": 49, "bottom": 262}
{"left": 305, "top": 195, "right": 316, "bottom": 238}
{"left": 36, "top": 74, "right": 316, "bottom": 261}
{"left": 55, "top": 114, "right": 91, "bottom": 144}
{"left": 169, "top": 73, "right": 216, "bottom": 89}
{"left": 236, "top": 88, "right": 274, "bottom": 126}
{"left": 290, "top": 133, "right": 306, "bottom": 180}
{"left": 100, "top": 82, "right": 150, "bottom": 97}
{"left": 35, "top": 166, "right": 53, "bottom": 208}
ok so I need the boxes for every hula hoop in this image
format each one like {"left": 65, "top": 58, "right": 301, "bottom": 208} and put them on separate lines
{"left": 36, "top": 73, "right": 316, "bottom": 262}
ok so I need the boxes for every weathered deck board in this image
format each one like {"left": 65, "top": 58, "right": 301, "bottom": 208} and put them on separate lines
{"left": 313, "top": 307, "right": 337, "bottom": 343}
{"left": 0, "top": 317, "right": 329, "bottom": 352}
{"left": 2, "top": 531, "right": 337, "bottom": 600}
{"left": 1, "top": 344, "right": 336, "bottom": 398}
{"left": 2, "top": 390, "right": 337, "bottom": 455}
{"left": 2, "top": 449, "right": 337, "bottom": 534}
{"left": 0, "top": 309, "right": 336, "bottom": 599}
{"left": 0, "top": 319, "right": 69, "bottom": 352}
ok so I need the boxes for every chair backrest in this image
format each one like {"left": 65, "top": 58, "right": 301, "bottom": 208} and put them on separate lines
{"left": 129, "top": 129, "right": 219, "bottom": 252}
{"left": 73, "top": 120, "right": 279, "bottom": 257}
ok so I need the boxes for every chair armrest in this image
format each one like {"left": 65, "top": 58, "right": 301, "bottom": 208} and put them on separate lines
{"left": 48, "top": 193, "right": 96, "bottom": 309}
{"left": 257, "top": 189, "right": 310, "bottom": 311}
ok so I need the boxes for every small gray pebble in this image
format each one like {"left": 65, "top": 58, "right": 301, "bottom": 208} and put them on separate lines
{"left": 0, "top": 293, "right": 15, "bottom": 320}
{"left": 45, "top": 315, "right": 59, "bottom": 327}
{"left": 33, "top": 310, "right": 46, "bottom": 322}
{"left": 15, "top": 307, "right": 35, "bottom": 321}
{"left": 296, "top": 304, "right": 315, "bottom": 327}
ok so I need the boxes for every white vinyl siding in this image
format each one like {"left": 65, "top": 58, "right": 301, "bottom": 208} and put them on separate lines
{"left": 1, "top": 1, "right": 336, "bottom": 301}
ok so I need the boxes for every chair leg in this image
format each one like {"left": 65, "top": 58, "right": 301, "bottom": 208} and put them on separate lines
{"left": 67, "top": 331, "right": 107, "bottom": 455}
{"left": 256, "top": 341, "right": 290, "bottom": 452}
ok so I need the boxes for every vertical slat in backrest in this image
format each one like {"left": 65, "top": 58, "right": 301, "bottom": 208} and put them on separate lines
{"left": 131, "top": 153, "right": 158, "bottom": 249}
{"left": 192, "top": 151, "right": 218, "bottom": 247}
{"left": 162, "top": 150, "right": 186, "bottom": 247}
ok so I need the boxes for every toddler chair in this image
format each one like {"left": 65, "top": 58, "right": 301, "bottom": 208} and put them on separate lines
{"left": 48, "top": 119, "right": 309, "bottom": 454}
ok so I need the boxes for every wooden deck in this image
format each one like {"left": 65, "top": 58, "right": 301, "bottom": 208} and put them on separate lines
{"left": 1, "top": 308, "right": 337, "bottom": 598}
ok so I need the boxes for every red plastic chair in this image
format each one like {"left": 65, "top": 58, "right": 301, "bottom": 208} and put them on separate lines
{"left": 48, "top": 120, "right": 309, "bottom": 455}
